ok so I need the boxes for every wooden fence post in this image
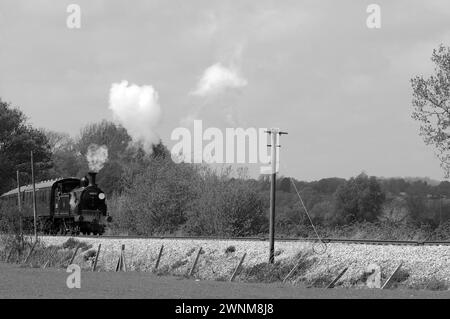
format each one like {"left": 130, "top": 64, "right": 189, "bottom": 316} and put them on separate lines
{"left": 91, "top": 244, "right": 101, "bottom": 272}
{"left": 153, "top": 245, "right": 164, "bottom": 272}
{"left": 283, "top": 255, "right": 306, "bottom": 283}
{"left": 230, "top": 253, "right": 246, "bottom": 282}
{"left": 115, "top": 244, "right": 126, "bottom": 272}
{"left": 188, "top": 247, "right": 202, "bottom": 277}
{"left": 68, "top": 243, "right": 81, "bottom": 266}
{"left": 115, "top": 249, "right": 122, "bottom": 272}
{"left": 23, "top": 241, "right": 38, "bottom": 264}
{"left": 381, "top": 262, "right": 403, "bottom": 289}
{"left": 43, "top": 250, "right": 56, "bottom": 269}
{"left": 122, "top": 245, "right": 127, "bottom": 272}
{"left": 327, "top": 267, "right": 349, "bottom": 288}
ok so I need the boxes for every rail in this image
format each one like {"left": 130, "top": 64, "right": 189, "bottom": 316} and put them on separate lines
{"left": 39, "top": 234, "right": 450, "bottom": 246}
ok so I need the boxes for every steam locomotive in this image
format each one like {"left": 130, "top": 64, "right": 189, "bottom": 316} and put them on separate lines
{"left": 0, "top": 172, "right": 112, "bottom": 235}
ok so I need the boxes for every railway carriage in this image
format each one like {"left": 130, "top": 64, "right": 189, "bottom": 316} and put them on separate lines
{"left": 0, "top": 172, "right": 111, "bottom": 235}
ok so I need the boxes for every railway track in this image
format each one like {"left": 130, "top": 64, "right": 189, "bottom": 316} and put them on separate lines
{"left": 43, "top": 234, "right": 450, "bottom": 246}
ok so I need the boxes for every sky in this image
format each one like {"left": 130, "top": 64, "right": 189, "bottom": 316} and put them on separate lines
{"left": 0, "top": 0, "right": 450, "bottom": 181}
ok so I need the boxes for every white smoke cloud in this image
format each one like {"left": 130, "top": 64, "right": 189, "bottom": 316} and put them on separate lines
{"left": 183, "top": 62, "right": 248, "bottom": 126}
{"left": 86, "top": 144, "right": 108, "bottom": 172}
{"left": 191, "top": 63, "right": 247, "bottom": 97}
{"left": 108, "top": 80, "right": 162, "bottom": 153}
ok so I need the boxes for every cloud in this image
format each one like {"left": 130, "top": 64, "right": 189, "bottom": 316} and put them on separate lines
{"left": 108, "top": 80, "right": 162, "bottom": 153}
{"left": 183, "top": 62, "right": 248, "bottom": 127}
{"left": 191, "top": 63, "right": 248, "bottom": 97}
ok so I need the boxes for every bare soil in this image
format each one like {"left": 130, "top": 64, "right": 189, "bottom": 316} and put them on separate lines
{"left": 0, "top": 263, "right": 449, "bottom": 299}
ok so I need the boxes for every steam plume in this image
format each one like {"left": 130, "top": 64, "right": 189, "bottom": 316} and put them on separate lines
{"left": 86, "top": 144, "right": 108, "bottom": 172}
{"left": 191, "top": 63, "right": 247, "bottom": 97}
{"left": 108, "top": 80, "right": 162, "bottom": 153}
{"left": 184, "top": 62, "right": 247, "bottom": 126}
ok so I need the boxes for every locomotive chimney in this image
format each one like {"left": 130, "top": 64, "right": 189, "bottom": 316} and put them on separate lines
{"left": 88, "top": 172, "right": 97, "bottom": 186}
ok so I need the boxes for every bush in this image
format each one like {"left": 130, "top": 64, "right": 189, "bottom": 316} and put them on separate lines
{"left": 380, "top": 268, "right": 410, "bottom": 288}
{"left": 241, "top": 252, "right": 314, "bottom": 283}
{"left": 109, "top": 162, "right": 267, "bottom": 237}
{"left": 0, "top": 205, "right": 21, "bottom": 234}
{"left": 83, "top": 249, "right": 97, "bottom": 261}
{"left": 241, "top": 261, "right": 292, "bottom": 283}
{"left": 333, "top": 173, "right": 385, "bottom": 224}
{"left": 409, "top": 278, "right": 449, "bottom": 291}
{"left": 184, "top": 167, "right": 267, "bottom": 237}
{"left": 0, "top": 233, "right": 31, "bottom": 262}
{"left": 62, "top": 238, "right": 91, "bottom": 251}
{"left": 171, "top": 259, "right": 188, "bottom": 270}
{"left": 110, "top": 156, "right": 201, "bottom": 235}
{"left": 186, "top": 248, "right": 196, "bottom": 256}
{"left": 430, "top": 220, "right": 450, "bottom": 240}
{"left": 307, "top": 274, "right": 334, "bottom": 288}
{"left": 1, "top": 238, "right": 86, "bottom": 269}
{"left": 225, "top": 246, "right": 236, "bottom": 254}
{"left": 155, "top": 265, "right": 170, "bottom": 276}
{"left": 274, "top": 249, "right": 283, "bottom": 257}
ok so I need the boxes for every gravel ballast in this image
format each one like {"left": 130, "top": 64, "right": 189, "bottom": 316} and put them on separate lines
{"left": 33, "top": 236, "right": 450, "bottom": 287}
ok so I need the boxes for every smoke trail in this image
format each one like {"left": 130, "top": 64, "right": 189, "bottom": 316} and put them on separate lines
{"left": 108, "top": 80, "right": 162, "bottom": 153}
{"left": 191, "top": 63, "right": 247, "bottom": 97}
{"left": 86, "top": 144, "right": 108, "bottom": 172}
{"left": 183, "top": 58, "right": 248, "bottom": 127}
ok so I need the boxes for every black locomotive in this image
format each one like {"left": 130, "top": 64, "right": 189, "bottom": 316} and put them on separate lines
{"left": 0, "top": 172, "right": 111, "bottom": 235}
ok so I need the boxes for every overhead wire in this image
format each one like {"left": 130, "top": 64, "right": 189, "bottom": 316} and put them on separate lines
{"left": 276, "top": 158, "right": 327, "bottom": 254}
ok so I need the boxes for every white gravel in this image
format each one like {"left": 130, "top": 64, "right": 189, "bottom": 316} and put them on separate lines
{"left": 38, "top": 236, "right": 450, "bottom": 286}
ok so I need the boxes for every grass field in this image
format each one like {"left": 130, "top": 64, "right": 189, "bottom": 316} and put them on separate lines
{"left": 0, "top": 263, "right": 449, "bottom": 299}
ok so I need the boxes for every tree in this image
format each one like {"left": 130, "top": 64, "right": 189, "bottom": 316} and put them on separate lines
{"left": 0, "top": 99, "right": 52, "bottom": 193}
{"left": 310, "top": 199, "right": 335, "bottom": 225}
{"left": 334, "top": 173, "right": 385, "bottom": 223}
{"left": 111, "top": 156, "right": 201, "bottom": 235}
{"left": 436, "top": 181, "right": 450, "bottom": 197}
{"left": 77, "top": 120, "right": 131, "bottom": 161}
{"left": 278, "top": 177, "right": 292, "bottom": 192}
{"left": 406, "top": 195, "right": 428, "bottom": 224}
{"left": 411, "top": 44, "right": 450, "bottom": 176}
{"left": 42, "top": 129, "right": 73, "bottom": 153}
{"left": 380, "top": 195, "right": 409, "bottom": 223}
{"left": 380, "top": 178, "right": 409, "bottom": 195}
{"left": 183, "top": 168, "right": 267, "bottom": 237}
{"left": 42, "top": 129, "right": 85, "bottom": 178}
{"left": 76, "top": 121, "right": 134, "bottom": 193}
{"left": 311, "top": 177, "right": 346, "bottom": 195}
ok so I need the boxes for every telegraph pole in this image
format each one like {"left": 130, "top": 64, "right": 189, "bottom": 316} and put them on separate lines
{"left": 31, "top": 151, "right": 38, "bottom": 241}
{"left": 266, "top": 129, "right": 287, "bottom": 263}
{"left": 16, "top": 171, "right": 23, "bottom": 248}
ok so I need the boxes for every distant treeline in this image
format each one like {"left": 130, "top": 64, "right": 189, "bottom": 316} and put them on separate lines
{"left": 1, "top": 99, "right": 449, "bottom": 239}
